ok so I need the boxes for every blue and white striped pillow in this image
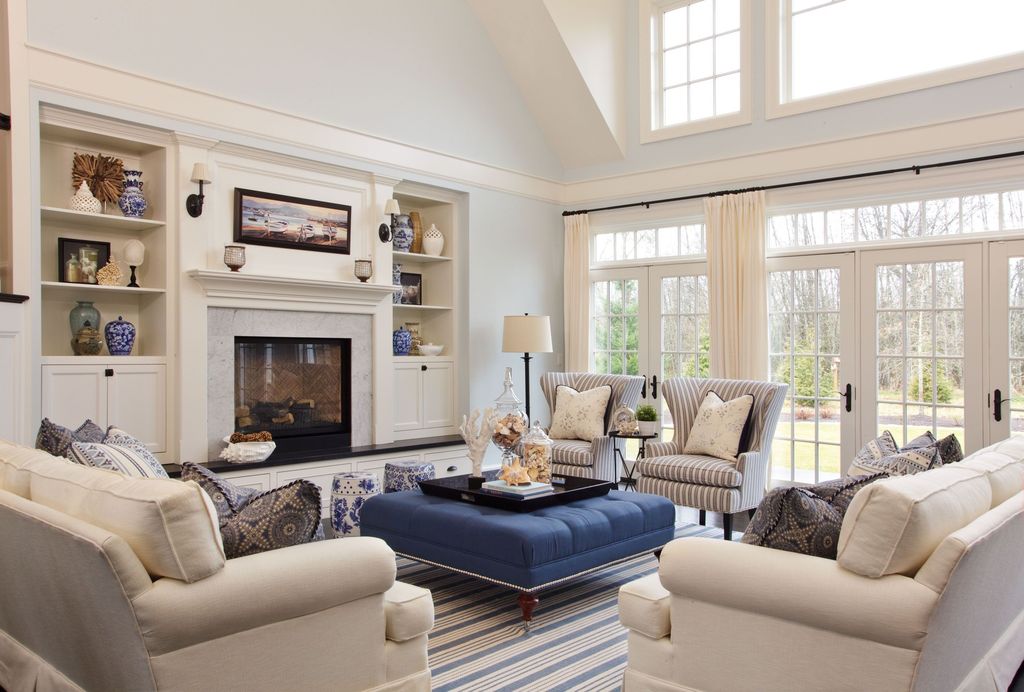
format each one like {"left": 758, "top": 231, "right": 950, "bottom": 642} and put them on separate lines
{"left": 70, "top": 430, "right": 168, "bottom": 479}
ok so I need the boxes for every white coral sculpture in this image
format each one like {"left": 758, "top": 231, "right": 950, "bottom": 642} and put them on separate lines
{"left": 460, "top": 407, "right": 497, "bottom": 477}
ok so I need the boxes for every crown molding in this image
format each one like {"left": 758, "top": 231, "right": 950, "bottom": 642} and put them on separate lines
{"left": 39, "top": 103, "right": 171, "bottom": 147}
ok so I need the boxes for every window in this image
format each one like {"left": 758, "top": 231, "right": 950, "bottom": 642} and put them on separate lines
{"left": 772, "top": 0, "right": 1024, "bottom": 115}
{"left": 592, "top": 278, "right": 641, "bottom": 375}
{"left": 593, "top": 223, "right": 706, "bottom": 263}
{"left": 767, "top": 189, "right": 1024, "bottom": 250}
{"left": 641, "top": 0, "right": 750, "bottom": 141}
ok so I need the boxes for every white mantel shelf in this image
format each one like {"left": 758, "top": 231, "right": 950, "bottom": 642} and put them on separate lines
{"left": 187, "top": 269, "right": 398, "bottom": 307}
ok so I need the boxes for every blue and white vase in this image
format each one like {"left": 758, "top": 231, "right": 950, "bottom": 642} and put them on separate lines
{"left": 392, "top": 214, "right": 413, "bottom": 252}
{"left": 392, "top": 262, "right": 402, "bottom": 304}
{"left": 104, "top": 316, "right": 136, "bottom": 356}
{"left": 118, "top": 170, "right": 147, "bottom": 218}
{"left": 330, "top": 472, "right": 381, "bottom": 536}
{"left": 393, "top": 326, "right": 412, "bottom": 355}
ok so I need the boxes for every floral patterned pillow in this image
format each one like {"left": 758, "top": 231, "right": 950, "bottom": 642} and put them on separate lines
{"left": 682, "top": 391, "right": 754, "bottom": 462}
{"left": 548, "top": 385, "right": 613, "bottom": 442}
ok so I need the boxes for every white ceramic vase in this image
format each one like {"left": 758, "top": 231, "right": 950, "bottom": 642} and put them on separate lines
{"left": 422, "top": 223, "right": 444, "bottom": 256}
{"left": 69, "top": 181, "right": 103, "bottom": 214}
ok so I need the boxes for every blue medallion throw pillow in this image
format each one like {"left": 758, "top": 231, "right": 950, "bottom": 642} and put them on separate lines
{"left": 35, "top": 418, "right": 105, "bottom": 458}
{"left": 742, "top": 472, "right": 886, "bottom": 559}
{"left": 182, "top": 462, "right": 323, "bottom": 558}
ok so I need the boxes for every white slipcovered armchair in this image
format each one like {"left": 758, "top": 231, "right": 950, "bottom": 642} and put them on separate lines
{"left": 540, "top": 372, "right": 645, "bottom": 482}
{"left": 637, "top": 377, "right": 787, "bottom": 540}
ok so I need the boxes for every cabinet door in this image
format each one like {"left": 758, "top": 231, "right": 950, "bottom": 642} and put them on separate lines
{"left": 107, "top": 364, "right": 167, "bottom": 453}
{"left": 421, "top": 362, "right": 454, "bottom": 429}
{"left": 41, "top": 365, "right": 107, "bottom": 429}
{"left": 216, "top": 471, "right": 273, "bottom": 492}
{"left": 393, "top": 364, "right": 423, "bottom": 431}
{"left": 424, "top": 447, "right": 470, "bottom": 478}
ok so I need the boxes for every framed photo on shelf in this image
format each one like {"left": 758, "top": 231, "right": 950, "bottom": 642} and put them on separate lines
{"left": 400, "top": 272, "right": 422, "bottom": 306}
{"left": 233, "top": 188, "right": 351, "bottom": 255}
{"left": 58, "top": 237, "right": 111, "bottom": 285}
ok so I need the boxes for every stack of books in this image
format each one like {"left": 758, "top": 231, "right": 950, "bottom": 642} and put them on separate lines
{"left": 480, "top": 480, "right": 554, "bottom": 499}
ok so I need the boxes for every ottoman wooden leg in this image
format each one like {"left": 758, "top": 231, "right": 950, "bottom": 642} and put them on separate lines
{"left": 518, "top": 592, "right": 539, "bottom": 629}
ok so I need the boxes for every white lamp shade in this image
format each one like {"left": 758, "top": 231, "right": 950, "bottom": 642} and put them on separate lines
{"left": 123, "top": 239, "right": 146, "bottom": 266}
{"left": 384, "top": 198, "right": 401, "bottom": 215}
{"left": 190, "top": 162, "right": 212, "bottom": 184}
{"left": 502, "top": 315, "right": 553, "bottom": 353}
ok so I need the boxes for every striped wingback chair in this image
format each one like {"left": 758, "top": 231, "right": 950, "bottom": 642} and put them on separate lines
{"left": 540, "top": 372, "right": 645, "bottom": 482}
{"left": 636, "top": 377, "right": 787, "bottom": 540}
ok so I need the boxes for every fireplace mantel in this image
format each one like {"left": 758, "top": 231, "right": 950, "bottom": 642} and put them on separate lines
{"left": 188, "top": 269, "right": 398, "bottom": 309}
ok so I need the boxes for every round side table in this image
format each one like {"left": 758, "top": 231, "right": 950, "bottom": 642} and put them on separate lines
{"left": 609, "top": 431, "right": 658, "bottom": 491}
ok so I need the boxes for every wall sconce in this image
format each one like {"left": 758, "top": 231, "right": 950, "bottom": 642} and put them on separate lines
{"left": 378, "top": 198, "right": 401, "bottom": 243}
{"left": 185, "top": 163, "right": 212, "bottom": 218}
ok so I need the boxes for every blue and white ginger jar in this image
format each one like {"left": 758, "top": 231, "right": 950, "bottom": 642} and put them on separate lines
{"left": 392, "top": 263, "right": 402, "bottom": 304}
{"left": 392, "top": 214, "right": 413, "bottom": 252}
{"left": 118, "top": 170, "right": 148, "bottom": 218}
{"left": 393, "top": 326, "right": 412, "bottom": 355}
{"left": 104, "top": 316, "right": 136, "bottom": 356}
{"left": 331, "top": 472, "right": 381, "bottom": 536}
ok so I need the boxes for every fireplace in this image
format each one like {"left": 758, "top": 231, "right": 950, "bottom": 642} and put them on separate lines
{"left": 234, "top": 336, "right": 352, "bottom": 454}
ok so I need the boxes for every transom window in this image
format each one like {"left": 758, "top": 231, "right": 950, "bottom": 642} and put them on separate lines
{"left": 768, "top": 189, "right": 1024, "bottom": 250}
{"left": 653, "top": 0, "right": 742, "bottom": 129}
{"left": 593, "top": 223, "right": 706, "bottom": 263}
{"left": 780, "top": 0, "right": 1024, "bottom": 105}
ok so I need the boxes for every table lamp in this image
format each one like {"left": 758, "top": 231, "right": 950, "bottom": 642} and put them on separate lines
{"left": 123, "top": 239, "right": 145, "bottom": 287}
{"left": 502, "top": 314, "right": 553, "bottom": 421}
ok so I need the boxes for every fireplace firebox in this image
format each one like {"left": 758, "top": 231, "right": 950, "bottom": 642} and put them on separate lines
{"left": 234, "top": 336, "right": 352, "bottom": 455}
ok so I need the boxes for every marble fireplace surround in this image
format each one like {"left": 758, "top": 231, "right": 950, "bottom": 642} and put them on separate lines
{"left": 207, "top": 307, "right": 373, "bottom": 460}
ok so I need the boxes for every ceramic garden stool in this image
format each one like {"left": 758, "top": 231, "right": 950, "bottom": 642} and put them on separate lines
{"left": 384, "top": 460, "right": 435, "bottom": 493}
{"left": 331, "top": 471, "right": 381, "bottom": 537}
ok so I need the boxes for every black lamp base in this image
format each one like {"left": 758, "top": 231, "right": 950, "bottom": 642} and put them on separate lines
{"left": 128, "top": 265, "right": 140, "bottom": 288}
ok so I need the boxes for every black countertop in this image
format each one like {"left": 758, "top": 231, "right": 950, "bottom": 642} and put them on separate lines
{"left": 164, "top": 434, "right": 465, "bottom": 477}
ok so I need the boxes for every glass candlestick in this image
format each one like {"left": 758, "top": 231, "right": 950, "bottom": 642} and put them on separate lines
{"left": 223, "top": 245, "right": 246, "bottom": 272}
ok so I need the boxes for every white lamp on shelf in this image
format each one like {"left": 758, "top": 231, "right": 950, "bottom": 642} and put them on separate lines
{"left": 502, "top": 314, "right": 553, "bottom": 422}
{"left": 123, "top": 239, "right": 146, "bottom": 288}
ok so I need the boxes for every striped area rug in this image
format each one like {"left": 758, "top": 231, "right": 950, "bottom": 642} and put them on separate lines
{"left": 395, "top": 522, "right": 726, "bottom": 692}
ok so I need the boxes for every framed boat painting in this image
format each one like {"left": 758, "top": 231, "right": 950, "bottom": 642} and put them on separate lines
{"left": 233, "top": 188, "right": 351, "bottom": 254}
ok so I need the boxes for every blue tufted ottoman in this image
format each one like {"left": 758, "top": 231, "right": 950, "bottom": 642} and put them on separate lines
{"left": 361, "top": 488, "right": 675, "bottom": 627}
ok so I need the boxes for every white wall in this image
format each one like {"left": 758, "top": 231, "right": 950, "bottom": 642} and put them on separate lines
{"left": 25, "top": 0, "right": 564, "bottom": 180}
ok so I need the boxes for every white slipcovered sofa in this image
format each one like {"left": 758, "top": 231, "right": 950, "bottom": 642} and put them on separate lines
{"left": 0, "top": 441, "right": 433, "bottom": 692}
{"left": 619, "top": 436, "right": 1024, "bottom": 691}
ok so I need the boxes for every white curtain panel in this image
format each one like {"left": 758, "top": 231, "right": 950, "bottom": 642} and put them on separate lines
{"left": 563, "top": 213, "right": 591, "bottom": 372}
{"left": 705, "top": 191, "right": 768, "bottom": 381}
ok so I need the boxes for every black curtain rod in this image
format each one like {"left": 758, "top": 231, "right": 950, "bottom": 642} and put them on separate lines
{"left": 561, "top": 149, "right": 1024, "bottom": 217}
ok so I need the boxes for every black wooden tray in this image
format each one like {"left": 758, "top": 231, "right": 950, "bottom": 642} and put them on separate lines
{"left": 418, "top": 473, "right": 615, "bottom": 513}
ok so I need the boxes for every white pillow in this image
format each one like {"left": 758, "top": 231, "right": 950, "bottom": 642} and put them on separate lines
{"left": 548, "top": 385, "right": 612, "bottom": 442}
{"left": 683, "top": 391, "right": 754, "bottom": 462}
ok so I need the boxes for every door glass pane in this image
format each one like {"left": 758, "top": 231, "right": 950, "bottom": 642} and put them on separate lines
{"left": 591, "top": 279, "right": 641, "bottom": 376}
{"left": 875, "top": 262, "right": 966, "bottom": 448}
{"left": 769, "top": 266, "right": 843, "bottom": 483}
{"left": 658, "top": 273, "right": 709, "bottom": 446}
{"left": 1008, "top": 257, "right": 1024, "bottom": 435}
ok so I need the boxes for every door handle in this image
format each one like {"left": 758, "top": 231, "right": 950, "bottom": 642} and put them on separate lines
{"left": 838, "top": 383, "right": 852, "bottom": 413}
{"left": 640, "top": 375, "right": 647, "bottom": 399}
{"left": 651, "top": 375, "right": 659, "bottom": 400}
{"left": 993, "top": 389, "right": 1011, "bottom": 422}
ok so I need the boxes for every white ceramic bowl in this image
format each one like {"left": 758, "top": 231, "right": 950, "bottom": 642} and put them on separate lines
{"left": 220, "top": 436, "right": 276, "bottom": 463}
{"left": 419, "top": 343, "right": 444, "bottom": 356}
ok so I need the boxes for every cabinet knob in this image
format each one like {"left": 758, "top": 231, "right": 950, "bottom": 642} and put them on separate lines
{"left": 421, "top": 365, "right": 427, "bottom": 371}
{"left": 447, "top": 465, "right": 458, "bottom": 472}
{"left": 104, "top": 368, "right": 114, "bottom": 377}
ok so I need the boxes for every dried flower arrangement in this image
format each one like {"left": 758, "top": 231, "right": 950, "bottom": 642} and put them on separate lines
{"left": 72, "top": 152, "right": 125, "bottom": 206}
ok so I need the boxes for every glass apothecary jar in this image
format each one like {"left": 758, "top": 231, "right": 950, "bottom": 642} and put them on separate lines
{"left": 522, "top": 420, "right": 552, "bottom": 482}
{"left": 491, "top": 367, "right": 528, "bottom": 465}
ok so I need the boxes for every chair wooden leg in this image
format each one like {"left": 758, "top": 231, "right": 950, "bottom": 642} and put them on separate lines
{"left": 723, "top": 513, "right": 733, "bottom": 541}
{"left": 698, "top": 509, "right": 706, "bottom": 526}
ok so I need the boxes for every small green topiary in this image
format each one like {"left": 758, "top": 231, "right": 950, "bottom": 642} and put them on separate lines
{"left": 635, "top": 404, "right": 658, "bottom": 422}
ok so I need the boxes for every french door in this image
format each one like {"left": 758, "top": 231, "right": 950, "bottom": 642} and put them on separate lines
{"left": 988, "top": 240, "right": 1024, "bottom": 440}
{"left": 859, "top": 244, "right": 983, "bottom": 452}
{"left": 767, "top": 253, "right": 856, "bottom": 483}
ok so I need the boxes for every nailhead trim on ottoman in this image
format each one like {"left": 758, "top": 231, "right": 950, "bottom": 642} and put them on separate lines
{"left": 384, "top": 460, "right": 435, "bottom": 493}
{"left": 331, "top": 471, "right": 382, "bottom": 536}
